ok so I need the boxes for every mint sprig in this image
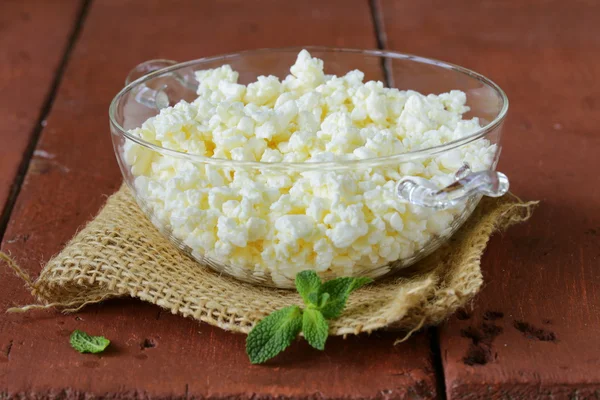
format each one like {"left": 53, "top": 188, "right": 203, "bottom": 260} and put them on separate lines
{"left": 70, "top": 330, "right": 110, "bottom": 354}
{"left": 246, "top": 271, "right": 372, "bottom": 364}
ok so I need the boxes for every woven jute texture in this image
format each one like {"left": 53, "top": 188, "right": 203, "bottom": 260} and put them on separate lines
{"left": 4, "top": 186, "right": 536, "bottom": 336}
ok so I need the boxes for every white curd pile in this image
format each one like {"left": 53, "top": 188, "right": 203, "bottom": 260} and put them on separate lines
{"left": 124, "top": 50, "right": 496, "bottom": 284}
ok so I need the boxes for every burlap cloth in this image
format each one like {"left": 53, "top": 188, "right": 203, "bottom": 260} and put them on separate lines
{"left": 2, "top": 186, "right": 536, "bottom": 337}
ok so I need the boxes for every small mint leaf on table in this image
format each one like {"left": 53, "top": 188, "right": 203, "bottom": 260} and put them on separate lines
{"left": 70, "top": 330, "right": 110, "bottom": 354}
{"left": 319, "top": 276, "right": 373, "bottom": 319}
{"left": 295, "top": 270, "right": 322, "bottom": 305}
{"left": 246, "top": 305, "right": 303, "bottom": 364}
{"left": 302, "top": 308, "right": 329, "bottom": 350}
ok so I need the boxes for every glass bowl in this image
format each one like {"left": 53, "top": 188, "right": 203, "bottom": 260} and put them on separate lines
{"left": 109, "top": 47, "right": 509, "bottom": 288}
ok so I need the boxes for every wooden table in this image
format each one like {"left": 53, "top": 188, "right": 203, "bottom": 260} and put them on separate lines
{"left": 1, "top": 1, "right": 598, "bottom": 398}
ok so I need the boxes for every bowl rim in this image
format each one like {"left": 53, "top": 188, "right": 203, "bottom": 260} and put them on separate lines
{"left": 109, "top": 46, "right": 509, "bottom": 170}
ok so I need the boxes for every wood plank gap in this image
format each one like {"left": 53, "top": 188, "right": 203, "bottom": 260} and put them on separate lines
{"left": 371, "top": 2, "right": 443, "bottom": 396}
{"left": 371, "top": 1, "right": 444, "bottom": 396}
{"left": 368, "top": 0, "right": 393, "bottom": 86}
{"left": 3, "top": 340, "right": 13, "bottom": 361}
{"left": 0, "top": 0, "right": 93, "bottom": 242}
{"left": 429, "top": 327, "right": 448, "bottom": 400}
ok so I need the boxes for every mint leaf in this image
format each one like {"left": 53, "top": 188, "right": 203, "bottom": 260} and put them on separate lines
{"left": 246, "top": 305, "right": 303, "bottom": 364}
{"left": 295, "top": 270, "right": 321, "bottom": 305}
{"left": 318, "top": 292, "right": 330, "bottom": 308}
{"left": 70, "top": 330, "right": 110, "bottom": 354}
{"left": 307, "top": 291, "right": 319, "bottom": 306}
{"left": 349, "top": 277, "right": 373, "bottom": 292}
{"left": 319, "top": 277, "right": 373, "bottom": 319}
{"left": 302, "top": 308, "right": 329, "bottom": 350}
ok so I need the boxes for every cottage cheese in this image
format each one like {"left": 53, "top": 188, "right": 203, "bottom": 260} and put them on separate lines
{"left": 124, "top": 50, "right": 496, "bottom": 285}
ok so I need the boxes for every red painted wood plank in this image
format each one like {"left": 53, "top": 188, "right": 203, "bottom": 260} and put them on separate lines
{"left": 0, "top": 1, "right": 438, "bottom": 398}
{"left": 379, "top": 0, "right": 600, "bottom": 398}
{"left": 0, "top": 0, "right": 82, "bottom": 223}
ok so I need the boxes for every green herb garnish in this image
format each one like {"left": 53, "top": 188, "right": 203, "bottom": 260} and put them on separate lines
{"left": 70, "top": 330, "right": 110, "bottom": 354}
{"left": 246, "top": 271, "right": 372, "bottom": 364}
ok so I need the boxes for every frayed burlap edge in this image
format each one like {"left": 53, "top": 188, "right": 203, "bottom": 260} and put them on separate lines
{"left": 2, "top": 186, "right": 537, "bottom": 336}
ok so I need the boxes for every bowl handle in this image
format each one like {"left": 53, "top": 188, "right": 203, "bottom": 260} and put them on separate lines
{"left": 396, "top": 163, "right": 509, "bottom": 210}
{"left": 125, "top": 59, "right": 178, "bottom": 85}
{"left": 125, "top": 60, "right": 197, "bottom": 110}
